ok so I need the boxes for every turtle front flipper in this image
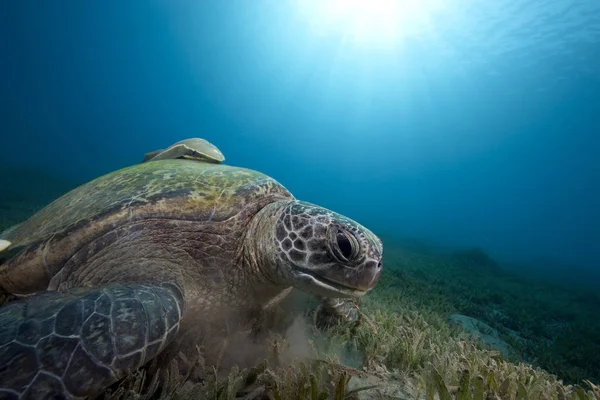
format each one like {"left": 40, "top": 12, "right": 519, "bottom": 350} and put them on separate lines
{"left": 0, "top": 282, "right": 184, "bottom": 399}
{"left": 315, "top": 297, "right": 359, "bottom": 328}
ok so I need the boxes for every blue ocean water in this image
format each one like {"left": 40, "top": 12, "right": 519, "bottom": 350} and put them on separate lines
{"left": 1, "top": 1, "right": 599, "bottom": 283}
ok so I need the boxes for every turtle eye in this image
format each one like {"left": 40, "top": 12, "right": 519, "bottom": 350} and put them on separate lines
{"left": 333, "top": 229, "right": 359, "bottom": 262}
{"left": 336, "top": 231, "right": 352, "bottom": 259}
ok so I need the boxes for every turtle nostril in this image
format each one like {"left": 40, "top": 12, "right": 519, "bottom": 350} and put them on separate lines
{"left": 377, "top": 261, "right": 382, "bottom": 270}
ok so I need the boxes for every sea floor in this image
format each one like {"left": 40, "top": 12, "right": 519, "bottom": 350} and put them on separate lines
{"left": 1, "top": 166, "right": 599, "bottom": 399}
{"left": 0, "top": 164, "right": 79, "bottom": 232}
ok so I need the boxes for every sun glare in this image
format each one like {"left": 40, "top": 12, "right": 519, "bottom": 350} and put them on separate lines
{"left": 294, "top": 0, "right": 444, "bottom": 49}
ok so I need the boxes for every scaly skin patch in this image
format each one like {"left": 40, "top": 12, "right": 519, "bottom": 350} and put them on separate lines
{"left": 242, "top": 200, "right": 383, "bottom": 299}
{"left": 0, "top": 283, "right": 183, "bottom": 399}
{"left": 273, "top": 201, "right": 383, "bottom": 296}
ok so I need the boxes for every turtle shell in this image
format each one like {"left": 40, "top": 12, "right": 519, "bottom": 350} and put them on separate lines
{"left": 0, "top": 160, "right": 292, "bottom": 294}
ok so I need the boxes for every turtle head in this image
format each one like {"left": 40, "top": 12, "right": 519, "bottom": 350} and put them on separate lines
{"left": 263, "top": 201, "right": 383, "bottom": 298}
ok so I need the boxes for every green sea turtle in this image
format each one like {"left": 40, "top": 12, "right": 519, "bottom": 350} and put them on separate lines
{"left": 141, "top": 137, "right": 225, "bottom": 163}
{"left": 0, "top": 139, "right": 383, "bottom": 399}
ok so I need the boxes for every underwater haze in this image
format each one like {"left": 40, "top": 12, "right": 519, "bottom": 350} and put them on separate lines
{"left": 2, "top": 1, "right": 600, "bottom": 284}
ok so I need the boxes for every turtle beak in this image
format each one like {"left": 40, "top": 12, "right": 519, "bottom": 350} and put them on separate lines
{"left": 302, "top": 256, "right": 382, "bottom": 296}
{"left": 355, "top": 259, "right": 383, "bottom": 292}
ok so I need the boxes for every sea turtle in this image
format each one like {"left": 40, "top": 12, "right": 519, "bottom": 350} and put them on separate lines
{"left": 0, "top": 139, "right": 383, "bottom": 399}
{"left": 140, "top": 138, "right": 361, "bottom": 326}
{"left": 141, "top": 137, "right": 225, "bottom": 164}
